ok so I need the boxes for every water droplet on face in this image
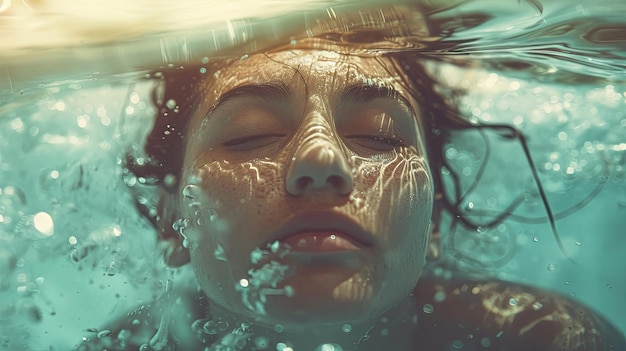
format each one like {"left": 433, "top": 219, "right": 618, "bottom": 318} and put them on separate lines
{"left": 422, "top": 304, "right": 434, "bottom": 314}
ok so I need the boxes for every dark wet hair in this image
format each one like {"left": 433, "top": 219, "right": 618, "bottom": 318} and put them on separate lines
{"left": 127, "top": 50, "right": 580, "bottom": 267}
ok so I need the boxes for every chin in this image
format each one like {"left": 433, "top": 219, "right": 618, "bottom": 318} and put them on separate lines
{"left": 258, "top": 295, "right": 379, "bottom": 329}
{"left": 248, "top": 267, "right": 393, "bottom": 328}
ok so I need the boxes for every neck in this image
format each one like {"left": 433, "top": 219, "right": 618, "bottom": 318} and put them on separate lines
{"left": 205, "top": 296, "right": 418, "bottom": 350}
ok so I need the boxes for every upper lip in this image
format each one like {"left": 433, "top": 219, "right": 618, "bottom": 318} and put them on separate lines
{"left": 266, "top": 210, "right": 377, "bottom": 248}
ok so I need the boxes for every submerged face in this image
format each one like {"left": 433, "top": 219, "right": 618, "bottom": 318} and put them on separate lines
{"left": 172, "top": 49, "right": 433, "bottom": 326}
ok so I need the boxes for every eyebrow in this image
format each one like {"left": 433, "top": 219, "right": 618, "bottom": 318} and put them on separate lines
{"left": 340, "top": 83, "right": 414, "bottom": 113}
{"left": 217, "top": 82, "right": 291, "bottom": 105}
{"left": 203, "top": 82, "right": 291, "bottom": 120}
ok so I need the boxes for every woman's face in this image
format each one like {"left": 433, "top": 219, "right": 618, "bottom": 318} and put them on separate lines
{"left": 173, "top": 49, "right": 433, "bottom": 327}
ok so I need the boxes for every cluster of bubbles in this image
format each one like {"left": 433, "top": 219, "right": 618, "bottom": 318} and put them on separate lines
{"left": 236, "top": 257, "right": 295, "bottom": 315}
{"left": 190, "top": 319, "right": 253, "bottom": 350}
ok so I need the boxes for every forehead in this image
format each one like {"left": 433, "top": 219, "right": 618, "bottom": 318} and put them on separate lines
{"left": 208, "top": 49, "right": 404, "bottom": 93}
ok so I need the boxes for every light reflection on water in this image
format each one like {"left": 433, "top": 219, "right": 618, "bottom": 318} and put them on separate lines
{"left": 0, "top": 0, "right": 625, "bottom": 349}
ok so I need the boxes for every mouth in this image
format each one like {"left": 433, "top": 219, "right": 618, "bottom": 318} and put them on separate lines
{"left": 266, "top": 211, "right": 376, "bottom": 253}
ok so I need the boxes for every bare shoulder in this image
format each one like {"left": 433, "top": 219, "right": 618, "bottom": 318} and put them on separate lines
{"left": 412, "top": 275, "right": 626, "bottom": 351}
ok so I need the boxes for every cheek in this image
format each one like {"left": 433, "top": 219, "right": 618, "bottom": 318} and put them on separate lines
{"left": 178, "top": 160, "right": 285, "bottom": 261}
{"left": 352, "top": 152, "right": 433, "bottom": 245}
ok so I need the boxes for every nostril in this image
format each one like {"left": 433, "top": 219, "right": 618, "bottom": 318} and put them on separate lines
{"left": 327, "top": 175, "right": 345, "bottom": 191}
{"left": 296, "top": 177, "right": 313, "bottom": 191}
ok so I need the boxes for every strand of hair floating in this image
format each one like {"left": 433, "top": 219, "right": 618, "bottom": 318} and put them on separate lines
{"left": 480, "top": 123, "right": 575, "bottom": 263}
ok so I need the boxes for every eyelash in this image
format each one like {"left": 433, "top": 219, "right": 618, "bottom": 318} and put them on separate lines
{"left": 347, "top": 135, "right": 406, "bottom": 150}
{"left": 222, "top": 134, "right": 285, "bottom": 149}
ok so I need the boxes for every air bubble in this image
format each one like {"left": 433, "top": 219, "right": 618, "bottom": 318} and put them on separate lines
{"left": 532, "top": 301, "right": 543, "bottom": 310}
{"left": 208, "top": 209, "right": 219, "bottom": 222}
{"left": 508, "top": 297, "right": 518, "bottom": 306}
{"left": 342, "top": 323, "right": 352, "bottom": 333}
{"left": 422, "top": 304, "right": 434, "bottom": 314}
{"left": 172, "top": 218, "right": 189, "bottom": 232}
{"left": 274, "top": 324, "right": 284, "bottom": 333}
{"left": 547, "top": 263, "right": 557, "bottom": 271}
{"left": 191, "top": 319, "right": 205, "bottom": 334}
{"left": 33, "top": 212, "right": 54, "bottom": 236}
{"left": 451, "top": 340, "right": 464, "bottom": 349}
{"left": 165, "top": 99, "right": 177, "bottom": 110}
{"left": 214, "top": 244, "right": 227, "bottom": 261}
{"left": 270, "top": 240, "right": 280, "bottom": 253}
{"left": 254, "top": 336, "right": 270, "bottom": 349}
{"left": 202, "top": 320, "right": 230, "bottom": 335}
{"left": 434, "top": 291, "right": 446, "bottom": 302}
{"left": 106, "top": 262, "right": 116, "bottom": 276}
{"left": 97, "top": 329, "right": 112, "bottom": 338}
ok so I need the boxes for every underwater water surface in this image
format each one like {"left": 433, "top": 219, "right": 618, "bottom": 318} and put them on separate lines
{"left": 0, "top": 0, "right": 625, "bottom": 349}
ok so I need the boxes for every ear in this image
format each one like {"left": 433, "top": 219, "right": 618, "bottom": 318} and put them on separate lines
{"left": 427, "top": 193, "right": 443, "bottom": 261}
{"left": 157, "top": 189, "right": 190, "bottom": 267}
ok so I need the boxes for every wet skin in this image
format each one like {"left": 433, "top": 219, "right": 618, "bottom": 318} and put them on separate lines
{"left": 168, "top": 49, "right": 433, "bottom": 331}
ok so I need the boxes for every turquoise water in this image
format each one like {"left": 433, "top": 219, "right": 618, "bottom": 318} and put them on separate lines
{"left": 0, "top": 0, "right": 625, "bottom": 349}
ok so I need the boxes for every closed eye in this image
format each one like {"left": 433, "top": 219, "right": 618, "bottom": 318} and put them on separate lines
{"left": 345, "top": 134, "right": 405, "bottom": 151}
{"left": 222, "top": 133, "right": 286, "bottom": 150}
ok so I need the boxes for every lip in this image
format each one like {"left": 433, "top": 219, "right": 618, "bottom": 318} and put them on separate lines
{"left": 265, "top": 211, "right": 377, "bottom": 253}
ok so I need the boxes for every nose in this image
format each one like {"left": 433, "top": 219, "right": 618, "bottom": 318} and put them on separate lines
{"left": 285, "top": 138, "right": 353, "bottom": 196}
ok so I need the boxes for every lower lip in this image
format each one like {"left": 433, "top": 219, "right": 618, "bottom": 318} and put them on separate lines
{"left": 281, "top": 232, "right": 361, "bottom": 252}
